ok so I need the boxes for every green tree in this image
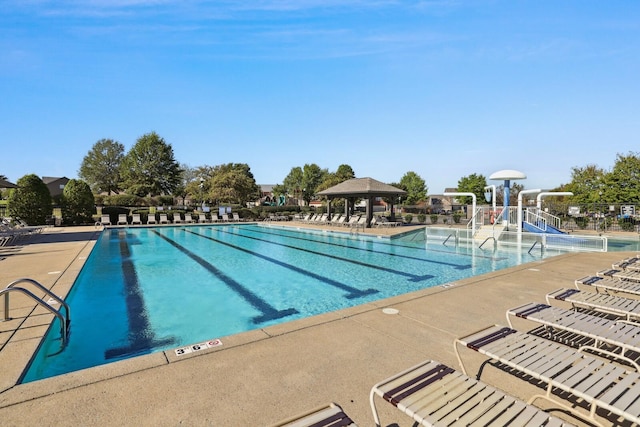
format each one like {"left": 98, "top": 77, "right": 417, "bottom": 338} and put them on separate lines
{"left": 61, "top": 179, "right": 95, "bottom": 225}
{"left": 208, "top": 163, "right": 260, "bottom": 205}
{"left": 565, "top": 164, "right": 607, "bottom": 205}
{"left": 334, "top": 164, "right": 356, "bottom": 181}
{"left": 301, "top": 164, "right": 328, "bottom": 205}
{"left": 120, "top": 132, "right": 183, "bottom": 197}
{"left": 399, "top": 171, "right": 427, "bottom": 205}
{"left": 457, "top": 173, "right": 487, "bottom": 205}
{"left": 8, "top": 174, "right": 52, "bottom": 225}
{"left": 282, "top": 166, "right": 305, "bottom": 202}
{"left": 602, "top": 152, "right": 640, "bottom": 203}
{"left": 78, "top": 139, "right": 125, "bottom": 195}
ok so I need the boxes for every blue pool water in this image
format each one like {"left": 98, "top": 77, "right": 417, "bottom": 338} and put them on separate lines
{"left": 22, "top": 224, "right": 561, "bottom": 382}
{"left": 607, "top": 238, "right": 640, "bottom": 252}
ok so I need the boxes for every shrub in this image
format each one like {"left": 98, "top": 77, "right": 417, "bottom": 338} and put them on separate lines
{"left": 61, "top": 179, "right": 95, "bottom": 225}
{"left": 453, "top": 212, "right": 462, "bottom": 224}
{"left": 417, "top": 214, "right": 426, "bottom": 224}
{"left": 619, "top": 218, "right": 635, "bottom": 232}
{"left": 430, "top": 214, "right": 438, "bottom": 224}
{"left": 8, "top": 174, "right": 52, "bottom": 225}
{"left": 574, "top": 216, "right": 589, "bottom": 229}
{"left": 404, "top": 214, "right": 413, "bottom": 224}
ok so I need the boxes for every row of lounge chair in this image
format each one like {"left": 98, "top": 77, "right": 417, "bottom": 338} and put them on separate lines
{"left": 99, "top": 213, "right": 247, "bottom": 226}
{"left": 295, "top": 213, "right": 403, "bottom": 229}
{"left": 1, "top": 218, "right": 44, "bottom": 246}
{"left": 272, "top": 254, "right": 640, "bottom": 426}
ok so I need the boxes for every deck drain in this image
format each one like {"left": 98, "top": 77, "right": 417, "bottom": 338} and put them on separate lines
{"left": 382, "top": 308, "right": 399, "bottom": 315}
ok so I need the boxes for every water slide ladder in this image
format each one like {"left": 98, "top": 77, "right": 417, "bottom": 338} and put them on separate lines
{"left": 1, "top": 278, "right": 70, "bottom": 346}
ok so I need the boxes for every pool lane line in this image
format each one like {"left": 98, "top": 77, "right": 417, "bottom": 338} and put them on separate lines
{"left": 238, "top": 225, "right": 473, "bottom": 269}
{"left": 253, "top": 224, "right": 508, "bottom": 261}
{"left": 182, "top": 228, "right": 379, "bottom": 299}
{"left": 104, "top": 230, "right": 177, "bottom": 360}
{"left": 151, "top": 230, "right": 298, "bottom": 324}
{"left": 203, "top": 227, "right": 435, "bottom": 283}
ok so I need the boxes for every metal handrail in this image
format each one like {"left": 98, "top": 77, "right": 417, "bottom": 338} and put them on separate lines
{"left": 2, "top": 278, "right": 70, "bottom": 343}
{"left": 479, "top": 237, "right": 496, "bottom": 249}
{"left": 1, "top": 287, "right": 69, "bottom": 344}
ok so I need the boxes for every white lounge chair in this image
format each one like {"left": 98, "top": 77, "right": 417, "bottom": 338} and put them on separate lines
{"left": 159, "top": 214, "right": 170, "bottom": 224}
{"left": 269, "top": 402, "right": 356, "bottom": 427}
{"left": 232, "top": 213, "right": 244, "bottom": 222}
{"left": 371, "top": 358, "right": 575, "bottom": 427}
{"left": 198, "top": 213, "right": 208, "bottom": 223}
{"left": 147, "top": 214, "right": 157, "bottom": 225}
{"left": 613, "top": 256, "right": 640, "bottom": 271}
{"left": 131, "top": 214, "right": 143, "bottom": 225}
{"left": 99, "top": 215, "right": 111, "bottom": 226}
{"left": 507, "top": 301, "right": 640, "bottom": 370}
{"left": 184, "top": 213, "right": 195, "bottom": 223}
{"left": 455, "top": 324, "right": 640, "bottom": 426}
{"left": 221, "top": 214, "right": 230, "bottom": 222}
{"left": 598, "top": 268, "right": 640, "bottom": 283}
{"left": 546, "top": 287, "right": 640, "bottom": 322}
{"left": 576, "top": 274, "right": 640, "bottom": 297}
{"left": 173, "top": 214, "right": 184, "bottom": 224}
{"left": 117, "top": 214, "right": 128, "bottom": 225}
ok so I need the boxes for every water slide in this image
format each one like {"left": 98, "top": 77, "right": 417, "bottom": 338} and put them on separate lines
{"left": 522, "top": 221, "right": 566, "bottom": 234}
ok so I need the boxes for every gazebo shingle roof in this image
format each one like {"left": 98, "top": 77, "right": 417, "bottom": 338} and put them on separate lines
{"left": 317, "top": 177, "right": 406, "bottom": 198}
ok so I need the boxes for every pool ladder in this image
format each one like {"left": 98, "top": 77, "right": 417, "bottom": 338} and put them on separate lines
{"left": 1, "top": 278, "right": 70, "bottom": 345}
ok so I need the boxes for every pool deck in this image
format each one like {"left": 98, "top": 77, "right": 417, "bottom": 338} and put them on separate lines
{"left": 0, "top": 223, "right": 637, "bottom": 426}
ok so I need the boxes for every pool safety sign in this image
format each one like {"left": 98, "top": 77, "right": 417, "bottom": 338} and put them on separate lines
{"left": 175, "top": 339, "right": 222, "bottom": 356}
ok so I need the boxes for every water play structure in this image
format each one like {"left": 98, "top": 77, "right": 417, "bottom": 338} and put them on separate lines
{"left": 428, "top": 170, "right": 607, "bottom": 252}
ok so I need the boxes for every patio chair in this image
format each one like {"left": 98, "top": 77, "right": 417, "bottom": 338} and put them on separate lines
{"left": 546, "top": 287, "right": 640, "bottom": 322}
{"left": 232, "top": 213, "right": 243, "bottom": 222}
{"left": 184, "top": 213, "right": 195, "bottom": 223}
{"left": 147, "top": 214, "right": 157, "bottom": 225}
{"left": 576, "top": 274, "right": 640, "bottom": 297}
{"left": 131, "top": 214, "right": 143, "bottom": 225}
{"left": 210, "top": 214, "right": 220, "bottom": 223}
{"left": 117, "top": 214, "right": 128, "bottom": 225}
{"left": 221, "top": 214, "right": 230, "bottom": 222}
{"left": 507, "top": 301, "right": 640, "bottom": 370}
{"left": 371, "top": 358, "right": 575, "bottom": 427}
{"left": 99, "top": 215, "right": 111, "bottom": 226}
{"left": 269, "top": 402, "right": 356, "bottom": 427}
{"left": 159, "top": 214, "right": 170, "bottom": 224}
{"left": 598, "top": 268, "right": 640, "bottom": 283}
{"left": 455, "top": 324, "right": 640, "bottom": 426}
{"left": 173, "top": 213, "right": 184, "bottom": 224}
{"left": 342, "top": 215, "right": 359, "bottom": 227}
{"left": 613, "top": 256, "right": 640, "bottom": 271}
{"left": 198, "top": 213, "right": 208, "bottom": 223}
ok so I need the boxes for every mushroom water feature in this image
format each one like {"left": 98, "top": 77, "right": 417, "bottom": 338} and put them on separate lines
{"left": 488, "top": 169, "right": 526, "bottom": 228}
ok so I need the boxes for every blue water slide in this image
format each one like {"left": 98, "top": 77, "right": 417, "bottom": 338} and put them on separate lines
{"left": 522, "top": 221, "right": 566, "bottom": 234}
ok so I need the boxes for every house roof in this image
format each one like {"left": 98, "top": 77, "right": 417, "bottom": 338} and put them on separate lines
{"left": 0, "top": 178, "right": 17, "bottom": 188}
{"left": 317, "top": 177, "right": 406, "bottom": 198}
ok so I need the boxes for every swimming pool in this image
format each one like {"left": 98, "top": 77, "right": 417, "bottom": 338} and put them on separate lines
{"left": 607, "top": 238, "right": 640, "bottom": 252}
{"left": 22, "top": 224, "right": 561, "bottom": 383}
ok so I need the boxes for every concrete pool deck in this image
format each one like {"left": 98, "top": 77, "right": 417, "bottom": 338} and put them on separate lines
{"left": 0, "top": 223, "right": 637, "bottom": 426}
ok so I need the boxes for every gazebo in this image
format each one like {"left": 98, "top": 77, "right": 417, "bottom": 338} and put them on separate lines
{"left": 316, "top": 177, "right": 406, "bottom": 228}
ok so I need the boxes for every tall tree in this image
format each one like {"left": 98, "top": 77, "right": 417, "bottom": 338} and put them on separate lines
{"left": 399, "top": 171, "right": 427, "bottom": 205}
{"left": 565, "top": 164, "right": 607, "bottom": 204}
{"left": 78, "top": 139, "right": 125, "bottom": 195}
{"left": 301, "top": 163, "right": 328, "bottom": 205}
{"left": 120, "top": 132, "right": 183, "bottom": 197}
{"left": 8, "top": 174, "right": 52, "bottom": 225}
{"left": 603, "top": 152, "right": 640, "bottom": 203}
{"left": 208, "top": 163, "right": 260, "bottom": 205}
{"left": 457, "top": 173, "right": 487, "bottom": 205}
{"left": 282, "top": 166, "right": 304, "bottom": 202}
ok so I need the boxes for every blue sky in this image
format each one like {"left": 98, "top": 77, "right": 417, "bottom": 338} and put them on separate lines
{"left": 1, "top": 1, "right": 639, "bottom": 193}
